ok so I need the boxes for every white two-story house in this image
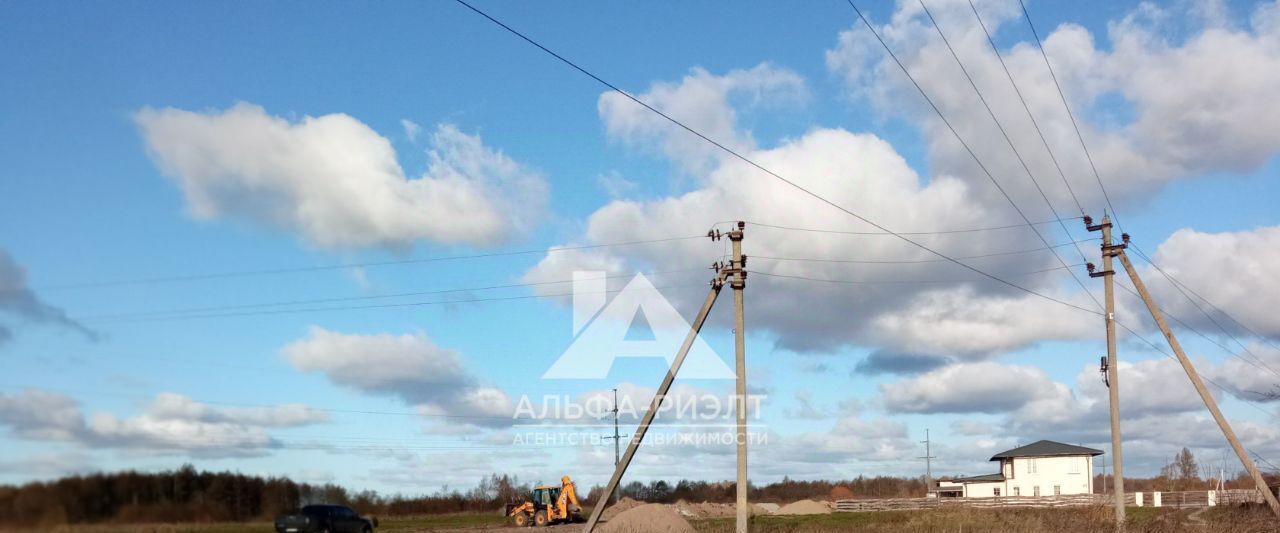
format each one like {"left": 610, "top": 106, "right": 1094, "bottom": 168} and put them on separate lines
{"left": 935, "top": 440, "right": 1102, "bottom": 498}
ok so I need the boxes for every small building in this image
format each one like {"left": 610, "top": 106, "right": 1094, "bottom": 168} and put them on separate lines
{"left": 936, "top": 440, "right": 1102, "bottom": 498}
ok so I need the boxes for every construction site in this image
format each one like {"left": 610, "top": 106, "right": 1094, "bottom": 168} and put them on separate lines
{"left": 2, "top": 0, "right": 1280, "bottom": 532}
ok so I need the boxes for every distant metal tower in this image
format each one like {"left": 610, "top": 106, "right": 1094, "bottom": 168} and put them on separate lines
{"left": 919, "top": 429, "right": 936, "bottom": 492}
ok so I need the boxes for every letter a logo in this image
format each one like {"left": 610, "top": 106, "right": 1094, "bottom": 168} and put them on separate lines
{"left": 543, "top": 271, "right": 734, "bottom": 379}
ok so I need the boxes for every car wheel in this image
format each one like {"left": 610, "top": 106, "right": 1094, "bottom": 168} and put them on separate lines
{"left": 512, "top": 512, "right": 530, "bottom": 527}
{"left": 534, "top": 510, "right": 548, "bottom": 527}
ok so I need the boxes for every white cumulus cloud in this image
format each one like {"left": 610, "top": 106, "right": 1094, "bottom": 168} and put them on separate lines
{"left": 880, "top": 362, "right": 1066, "bottom": 414}
{"left": 825, "top": 0, "right": 1280, "bottom": 215}
{"left": 135, "top": 102, "right": 547, "bottom": 249}
{"left": 282, "top": 327, "right": 514, "bottom": 426}
{"left": 599, "top": 62, "right": 806, "bottom": 174}
{"left": 1136, "top": 225, "right": 1280, "bottom": 338}
{"left": 0, "top": 390, "right": 328, "bottom": 457}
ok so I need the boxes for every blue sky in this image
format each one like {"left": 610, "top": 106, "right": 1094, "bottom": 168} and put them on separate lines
{"left": 2, "top": 0, "right": 1280, "bottom": 494}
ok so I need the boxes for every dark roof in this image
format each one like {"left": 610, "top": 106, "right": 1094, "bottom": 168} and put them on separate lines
{"left": 990, "top": 440, "right": 1103, "bottom": 461}
{"left": 951, "top": 473, "right": 1005, "bottom": 483}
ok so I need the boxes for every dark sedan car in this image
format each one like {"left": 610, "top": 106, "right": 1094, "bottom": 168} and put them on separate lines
{"left": 274, "top": 504, "right": 377, "bottom": 533}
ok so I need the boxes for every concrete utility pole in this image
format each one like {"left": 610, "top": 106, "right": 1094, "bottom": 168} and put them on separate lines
{"left": 1086, "top": 214, "right": 1125, "bottom": 524}
{"left": 1116, "top": 246, "right": 1280, "bottom": 518}
{"left": 919, "top": 429, "right": 936, "bottom": 492}
{"left": 583, "top": 229, "right": 736, "bottom": 532}
{"left": 727, "top": 222, "right": 749, "bottom": 533}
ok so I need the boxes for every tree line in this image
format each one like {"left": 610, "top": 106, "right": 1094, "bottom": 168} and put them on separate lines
{"left": 0, "top": 454, "right": 1268, "bottom": 527}
{"left": 0, "top": 466, "right": 928, "bottom": 527}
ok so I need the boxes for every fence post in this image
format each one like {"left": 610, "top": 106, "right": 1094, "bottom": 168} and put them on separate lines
{"left": 1208, "top": 490, "right": 1216, "bottom": 507}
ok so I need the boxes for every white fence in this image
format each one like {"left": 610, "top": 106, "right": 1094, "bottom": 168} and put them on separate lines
{"left": 835, "top": 489, "right": 1263, "bottom": 513}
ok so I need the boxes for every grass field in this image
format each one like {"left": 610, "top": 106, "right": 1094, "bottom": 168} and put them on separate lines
{"left": 21, "top": 505, "right": 1279, "bottom": 532}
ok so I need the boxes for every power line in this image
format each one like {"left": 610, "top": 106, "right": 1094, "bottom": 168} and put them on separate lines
{"left": 84, "top": 282, "right": 707, "bottom": 324}
{"left": 1116, "top": 281, "right": 1280, "bottom": 379}
{"left": 1128, "top": 243, "right": 1280, "bottom": 372}
{"left": 745, "top": 217, "right": 1081, "bottom": 236}
{"left": 918, "top": 0, "right": 1090, "bottom": 246}
{"left": 0, "top": 383, "right": 514, "bottom": 420}
{"left": 452, "top": 0, "right": 1101, "bottom": 318}
{"left": 752, "top": 238, "right": 1097, "bottom": 265}
{"left": 1157, "top": 259, "right": 1280, "bottom": 354}
{"left": 748, "top": 263, "right": 1082, "bottom": 286}
{"left": 1113, "top": 257, "right": 1280, "bottom": 379}
{"left": 847, "top": 0, "right": 1102, "bottom": 313}
{"left": 1018, "top": 0, "right": 1280, "bottom": 382}
{"left": 80, "top": 268, "right": 705, "bottom": 322}
{"left": 27, "top": 235, "right": 704, "bottom": 292}
{"left": 1017, "top": 0, "right": 1118, "bottom": 223}
{"left": 1112, "top": 320, "right": 1277, "bottom": 420}
{"left": 967, "top": 0, "right": 1084, "bottom": 215}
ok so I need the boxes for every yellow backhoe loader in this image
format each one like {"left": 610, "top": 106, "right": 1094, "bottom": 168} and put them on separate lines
{"left": 505, "top": 476, "right": 583, "bottom": 527}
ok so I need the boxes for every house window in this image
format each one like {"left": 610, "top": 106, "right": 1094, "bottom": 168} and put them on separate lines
{"left": 993, "top": 488, "right": 1001, "bottom": 497}
{"left": 1013, "top": 486, "right": 1021, "bottom": 496}
{"left": 1027, "top": 458, "right": 1038, "bottom": 474}
{"left": 1054, "top": 485, "right": 1061, "bottom": 496}
{"left": 1033, "top": 486, "right": 1041, "bottom": 497}
{"left": 1069, "top": 457, "right": 1080, "bottom": 474}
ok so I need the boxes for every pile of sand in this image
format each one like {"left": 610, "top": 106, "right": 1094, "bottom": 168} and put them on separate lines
{"left": 668, "top": 500, "right": 737, "bottom": 518}
{"left": 752, "top": 502, "right": 780, "bottom": 515}
{"left": 774, "top": 499, "right": 833, "bottom": 515}
{"left": 599, "top": 503, "right": 695, "bottom": 533}
{"left": 601, "top": 497, "right": 646, "bottom": 521}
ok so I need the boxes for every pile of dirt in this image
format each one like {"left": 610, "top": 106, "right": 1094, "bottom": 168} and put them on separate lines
{"left": 774, "top": 499, "right": 833, "bottom": 515}
{"left": 599, "top": 503, "right": 695, "bottom": 533}
{"left": 669, "top": 500, "right": 736, "bottom": 518}
{"left": 601, "top": 497, "right": 646, "bottom": 521}
{"left": 752, "top": 502, "right": 780, "bottom": 515}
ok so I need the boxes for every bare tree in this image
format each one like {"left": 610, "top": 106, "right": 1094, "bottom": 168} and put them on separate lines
{"left": 1175, "top": 448, "right": 1200, "bottom": 491}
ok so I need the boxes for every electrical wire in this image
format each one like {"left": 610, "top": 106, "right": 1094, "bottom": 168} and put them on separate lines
{"left": 1114, "top": 274, "right": 1280, "bottom": 380}
{"left": 1112, "top": 320, "right": 1277, "bottom": 420}
{"left": 27, "top": 235, "right": 705, "bottom": 292}
{"left": 0, "top": 383, "right": 512, "bottom": 420}
{"left": 748, "top": 263, "right": 1082, "bottom": 286}
{"left": 1019, "top": 0, "right": 1280, "bottom": 387}
{"left": 846, "top": 0, "right": 1103, "bottom": 313}
{"left": 1018, "top": 0, "right": 1117, "bottom": 224}
{"left": 917, "top": 0, "right": 1091, "bottom": 263}
{"left": 745, "top": 217, "right": 1081, "bottom": 236}
{"left": 752, "top": 239, "right": 1097, "bottom": 265}
{"left": 968, "top": 0, "right": 1085, "bottom": 216}
{"left": 452, "top": 0, "right": 1101, "bottom": 317}
{"left": 1128, "top": 243, "right": 1280, "bottom": 375}
{"left": 80, "top": 268, "right": 706, "bottom": 322}
{"left": 84, "top": 282, "right": 708, "bottom": 324}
